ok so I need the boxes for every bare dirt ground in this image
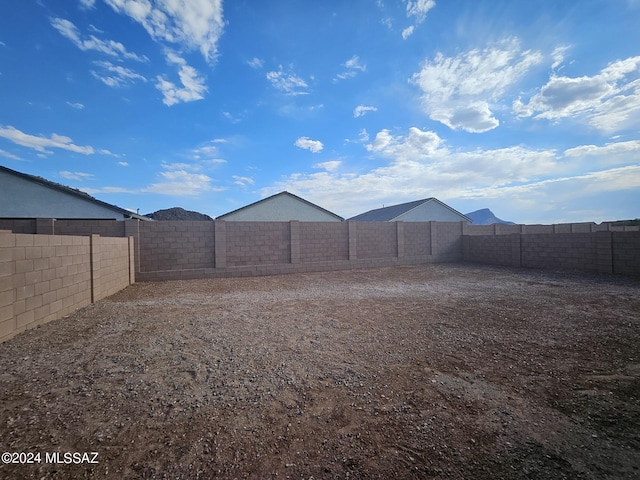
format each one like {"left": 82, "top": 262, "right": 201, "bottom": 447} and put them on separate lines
{"left": 1, "top": 264, "right": 639, "bottom": 479}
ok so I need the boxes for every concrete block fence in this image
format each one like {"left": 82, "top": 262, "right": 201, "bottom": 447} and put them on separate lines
{"left": 462, "top": 229, "right": 640, "bottom": 275}
{"left": 132, "top": 220, "right": 465, "bottom": 281}
{"left": 0, "top": 231, "right": 134, "bottom": 343}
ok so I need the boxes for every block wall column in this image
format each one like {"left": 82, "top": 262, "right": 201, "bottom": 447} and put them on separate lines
{"left": 214, "top": 220, "right": 227, "bottom": 268}
{"left": 596, "top": 231, "right": 613, "bottom": 274}
{"left": 128, "top": 236, "right": 136, "bottom": 284}
{"left": 124, "top": 219, "right": 140, "bottom": 273}
{"left": 90, "top": 234, "right": 101, "bottom": 303}
{"left": 348, "top": 221, "right": 357, "bottom": 261}
{"left": 36, "top": 218, "right": 55, "bottom": 235}
{"left": 0, "top": 231, "right": 16, "bottom": 342}
{"left": 290, "top": 221, "right": 300, "bottom": 264}
{"left": 396, "top": 221, "right": 404, "bottom": 258}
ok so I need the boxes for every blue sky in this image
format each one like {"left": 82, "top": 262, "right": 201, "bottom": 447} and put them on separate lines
{"left": 1, "top": 0, "right": 639, "bottom": 223}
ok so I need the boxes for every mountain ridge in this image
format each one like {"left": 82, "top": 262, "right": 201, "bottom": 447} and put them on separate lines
{"left": 465, "top": 208, "right": 515, "bottom": 225}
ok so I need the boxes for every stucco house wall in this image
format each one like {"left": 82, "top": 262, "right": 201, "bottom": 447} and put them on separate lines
{"left": 217, "top": 192, "right": 343, "bottom": 222}
{"left": 0, "top": 167, "right": 140, "bottom": 221}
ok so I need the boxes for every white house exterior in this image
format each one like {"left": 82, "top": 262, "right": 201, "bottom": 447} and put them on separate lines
{"left": 0, "top": 165, "right": 148, "bottom": 220}
{"left": 217, "top": 191, "right": 344, "bottom": 222}
{"left": 349, "top": 198, "right": 472, "bottom": 223}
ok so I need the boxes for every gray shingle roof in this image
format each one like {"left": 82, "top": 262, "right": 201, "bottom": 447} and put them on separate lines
{"left": 348, "top": 198, "right": 435, "bottom": 221}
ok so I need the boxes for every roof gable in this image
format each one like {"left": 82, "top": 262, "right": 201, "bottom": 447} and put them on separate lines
{"left": 216, "top": 191, "right": 344, "bottom": 221}
{"left": 348, "top": 198, "right": 434, "bottom": 221}
{"left": 349, "top": 197, "right": 471, "bottom": 222}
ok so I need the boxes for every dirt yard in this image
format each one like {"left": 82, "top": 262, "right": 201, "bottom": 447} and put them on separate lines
{"left": 1, "top": 264, "right": 639, "bottom": 479}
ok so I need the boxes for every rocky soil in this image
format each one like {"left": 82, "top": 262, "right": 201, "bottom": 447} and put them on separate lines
{"left": 0, "top": 264, "right": 638, "bottom": 479}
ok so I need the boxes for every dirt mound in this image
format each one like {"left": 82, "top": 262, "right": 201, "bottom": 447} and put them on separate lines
{"left": 145, "top": 207, "right": 213, "bottom": 221}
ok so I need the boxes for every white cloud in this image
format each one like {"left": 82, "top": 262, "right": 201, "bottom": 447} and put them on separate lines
{"left": 162, "top": 161, "right": 201, "bottom": 171}
{"left": 294, "top": 136, "right": 324, "bottom": 153}
{"left": 233, "top": 175, "right": 255, "bottom": 187}
{"left": 156, "top": 52, "right": 207, "bottom": 105}
{"left": 59, "top": 171, "right": 95, "bottom": 181}
{"left": 118, "top": 161, "right": 129, "bottom": 166}
{"left": 267, "top": 66, "right": 309, "bottom": 95}
{"left": 0, "top": 125, "right": 97, "bottom": 155}
{"left": 91, "top": 60, "right": 147, "bottom": 87}
{"left": 334, "top": 55, "right": 367, "bottom": 81}
{"left": 79, "top": 0, "right": 96, "bottom": 9}
{"left": 401, "top": 26, "right": 414, "bottom": 40}
{"left": 66, "top": 101, "right": 85, "bottom": 109}
{"left": 365, "top": 127, "right": 443, "bottom": 158}
{"left": 82, "top": 186, "right": 132, "bottom": 195}
{"left": 50, "top": 17, "right": 148, "bottom": 62}
{"left": 402, "top": 0, "right": 435, "bottom": 39}
{"left": 564, "top": 140, "right": 640, "bottom": 158}
{"left": 247, "top": 57, "right": 264, "bottom": 69}
{"left": 104, "top": 0, "right": 224, "bottom": 63}
{"left": 142, "top": 170, "right": 218, "bottom": 196}
{"left": 314, "top": 160, "right": 341, "bottom": 172}
{"left": 266, "top": 126, "right": 566, "bottom": 217}
{"left": 551, "top": 45, "right": 570, "bottom": 70}
{"left": 0, "top": 149, "right": 22, "bottom": 160}
{"left": 514, "top": 56, "right": 640, "bottom": 133}
{"left": 353, "top": 105, "right": 378, "bottom": 117}
{"left": 411, "top": 37, "right": 543, "bottom": 132}
{"left": 266, "top": 126, "right": 640, "bottom": 222}
{"left": 458, "top": 166, "right": 640, "bottom": 203}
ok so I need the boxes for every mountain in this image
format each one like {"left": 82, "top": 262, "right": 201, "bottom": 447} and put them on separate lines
{"left": 145, "top": 207, "right": 213, "bottom": 221}
{"left": 465, "top": 208, "right": 515, "bottom": 225}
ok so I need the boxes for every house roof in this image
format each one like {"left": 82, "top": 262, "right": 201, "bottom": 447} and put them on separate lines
{"left": 216, "top": 191, "right": 344, "bottom": 221}
{"left": 0, "top": 165, "right": 151, "bottom": 221}
{"left": 348, "top": 197, "right": 472, "bottom": 222}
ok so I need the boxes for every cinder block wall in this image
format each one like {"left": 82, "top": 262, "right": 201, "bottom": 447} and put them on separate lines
{"left": 613, "top": 231, "right": 640, "bottom": 275}
{"left": 0, "top": 219, "right": 37, "bottom": 233}
{"left": 1, "top": 231, "right": 134, "bottom": 343}
{"left": 462, "top": 234, "right": 514, "bottom": 267}
{"left": 299, "top": 222, "right": 349, "bottom": 263}
{"left": 132, "top": 220, "right": 466, "bottom": 280}
{"left": 434, "top": 222, "right": 465, "bottom": 260}
{"left": 521, "top": 233, "right": 598, "bottom": 271}
{"left": 138, "top": 221, "right": 215, "bottom": 272}
{"left": 54, "top": 219, "right": 126, "bottom": 237}
{"left": 93, "top": 236, "right": 134, "bottom": 299}
{"left": 404, "top": 222, "right": 431, "bottom": 257}
{"left": 355, "top": 222, "right": 397, "bottom": 259}
{"left": 225, "top": 222, "right": 291, "bottom": 267}
{"left": 463, "top": 229, "right": 640, "bottom": 275}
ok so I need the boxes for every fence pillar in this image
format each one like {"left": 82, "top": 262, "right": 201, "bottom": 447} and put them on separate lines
{"left": 124, "top": 219, "right": 140, "bottom": 273}
{"left": 90, "top": 234, "right": 100, "bottom": 303}
{"left": 36, "top": 218, "right": 55, "bottom": 235}
{"left": 596, "top": 231, "right": 613, "bottom": 274}
{"left": 214, "top": 220, "right": 227, "bottom": 268}
{"left": 128, "top": 236, "right": 136, "bottom": 284}
{"left": 348, "top": 221, "right": 357, "bottom": 261}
